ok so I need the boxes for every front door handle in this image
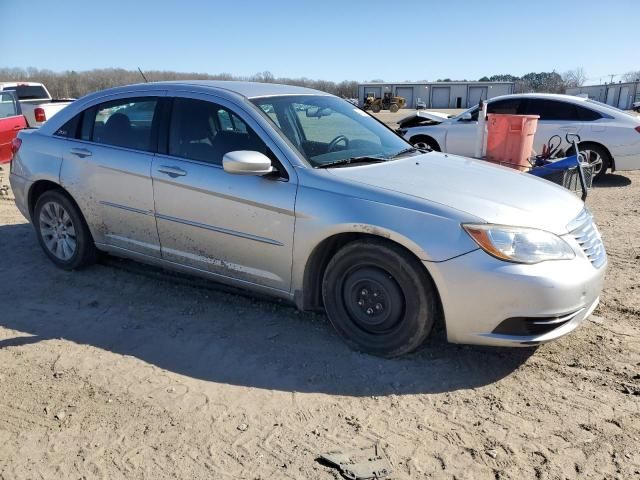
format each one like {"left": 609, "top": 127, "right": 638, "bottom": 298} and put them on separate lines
{"left": 13, "top": 125, "right": 22, "bottom": 130}
{"left": 158, "top": 165, "right": 187, "bottom": 178}
{"left": 70, "top": 147, "right": 92, "bottom": 158}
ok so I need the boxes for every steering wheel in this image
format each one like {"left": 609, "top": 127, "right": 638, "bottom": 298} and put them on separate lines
{"left": 327, "top": 135, "right": 349, "bottom": 152}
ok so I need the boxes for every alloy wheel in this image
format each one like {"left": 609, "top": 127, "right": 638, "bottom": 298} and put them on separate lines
{"left": 580, "top": 149, "right": 604, "bottom": 176}
{"left": 39, "top": 201, "right": 77, "bottom": 261}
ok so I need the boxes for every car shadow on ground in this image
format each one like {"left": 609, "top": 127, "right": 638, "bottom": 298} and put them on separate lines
{"left": 594, "top": 173, "right": 631, "bottom": 188}
{"left": 0, "top": 221, "right": 534, "bottom": 397}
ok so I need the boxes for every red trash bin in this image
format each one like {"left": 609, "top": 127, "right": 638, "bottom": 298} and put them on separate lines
{"left": 485, "top": 114, "right": 539, "bottom": 171}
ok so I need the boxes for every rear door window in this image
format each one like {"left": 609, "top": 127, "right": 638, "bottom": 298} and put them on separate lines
{"left": 83, "top": 97, "right": 159, "bottom": 151}
{"left": 54, "top": 114, "right": 81, "bottom": 138}
{"left": 522, "top": 99, "right": 597, "bottom": 121}
{"left": 0, "top": 92, "right": 19, "bottom": 118}
{"left": 575, "top": 105, "right": 602, "bottom": 121}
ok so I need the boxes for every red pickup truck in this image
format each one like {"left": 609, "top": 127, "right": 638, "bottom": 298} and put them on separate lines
{"left": 0, "top": 90, "right": 27, "bottom": 164}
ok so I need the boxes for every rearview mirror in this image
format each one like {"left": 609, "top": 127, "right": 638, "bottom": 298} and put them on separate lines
{"left": 223, "top": 151, "right": 274, "bottom": 176}
{"left": 306, "top": 106, "right": 332, "bottom": 118}
{"left": 460, "top": 112, "right": 472, "bottom": 121}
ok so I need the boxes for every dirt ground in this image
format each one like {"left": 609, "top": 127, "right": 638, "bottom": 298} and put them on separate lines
{"left": 0, "top": 163, "right": 639, "bottom": 479}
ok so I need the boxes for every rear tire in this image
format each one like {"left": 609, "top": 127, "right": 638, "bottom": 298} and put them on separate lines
{"left": 389, "top": 104, "right": 399, "bottom": 113}
{"left": 34, "top": 190, "right": 97, "bottom": 270}
{"left": 371, "top": 104, "right": 381, "bottom": 113}
{"left": 322, "top": 239, "right": 437, "bottom": 357}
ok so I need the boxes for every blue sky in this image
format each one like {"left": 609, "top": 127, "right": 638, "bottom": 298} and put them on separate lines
{"left": 2, "top": 0, "right": 637, "bottom": 84}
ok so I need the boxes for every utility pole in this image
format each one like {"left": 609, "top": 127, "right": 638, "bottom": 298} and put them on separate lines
{"left": 609, "top": 74, "right": 615, "bottom": 84}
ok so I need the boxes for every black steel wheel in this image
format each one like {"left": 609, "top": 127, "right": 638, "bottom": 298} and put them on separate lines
{"left": 322, "top": 239, "right": 438, "bottom": 357}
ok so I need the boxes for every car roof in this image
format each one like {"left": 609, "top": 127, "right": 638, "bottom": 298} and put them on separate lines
{"left": 93, "top": 80, "right": 331, "bottom": 99}
{"left": 36, "top": 80, "right": 335, "bottom": 137}
{"left": 488, "top": 92, "right": 589, "bottom": 103}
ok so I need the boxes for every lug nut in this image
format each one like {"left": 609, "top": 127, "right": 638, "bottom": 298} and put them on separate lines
{"left": 366, "top": 308, "right": 374, "bottom": 315}
{"left": 361, "top": 289, "right": 368, "bottom": 296}
{"left": 375, "top": 303, "right": 382, "bottom": 311}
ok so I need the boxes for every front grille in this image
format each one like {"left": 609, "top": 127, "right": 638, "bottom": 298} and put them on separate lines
{"left": 568, "top": 210, "right": 606, "bottom": 268}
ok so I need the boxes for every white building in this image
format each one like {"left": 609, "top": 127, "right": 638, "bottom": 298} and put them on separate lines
{"left": 357, "top": 81, "right": 515, "bottom": 109}
{"left": 567, "top": 81, "right": 640, "bottom": 110}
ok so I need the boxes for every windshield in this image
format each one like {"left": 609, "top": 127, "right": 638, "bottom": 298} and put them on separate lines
{"left": 251, "top": 95, "right": 413, "bottom": 167}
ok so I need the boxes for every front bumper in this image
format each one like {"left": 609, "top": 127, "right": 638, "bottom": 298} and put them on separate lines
{"left": 426, "top": 246, "right": 607, "bottom": 347}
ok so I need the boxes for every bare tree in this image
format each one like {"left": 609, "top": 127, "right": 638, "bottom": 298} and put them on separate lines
{"left": 622, "top": 70, "right": 640, "bottom": 82}
{"left": 562, "top": 67, "right": 587, "bottom": 88}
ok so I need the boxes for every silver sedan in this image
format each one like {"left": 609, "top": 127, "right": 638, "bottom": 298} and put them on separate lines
{"left": 10, "top": 81, "right": 607, "bottom": 356}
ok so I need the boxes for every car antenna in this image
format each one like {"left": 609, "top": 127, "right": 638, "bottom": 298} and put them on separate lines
{"left": 138, "top": 67, "right": 149, "bottom": 83}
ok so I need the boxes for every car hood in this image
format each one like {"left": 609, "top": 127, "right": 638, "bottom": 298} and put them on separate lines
{"left": 397, "top": 110, "right": 451, "bottom": 127}
{"left": 327, "top": 153, "right": 584, "bottom": 235}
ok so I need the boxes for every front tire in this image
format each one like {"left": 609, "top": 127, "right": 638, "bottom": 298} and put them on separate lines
{"left": 34, "top": 190, "right": 97, "bottom": 270}
{"left": 322, "top": 239, "right": 437, "bottom": 357}
{"left": 410, "top": 135, "right": 441, "bottom": 152}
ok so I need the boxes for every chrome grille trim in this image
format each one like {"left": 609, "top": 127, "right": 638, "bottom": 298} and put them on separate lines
{"left": 568, "top": 209, "right": 606, "bottom": 268}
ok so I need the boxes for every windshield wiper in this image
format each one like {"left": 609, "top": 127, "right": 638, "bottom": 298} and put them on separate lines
{"left": 387, "top": 147, "right": 431, "bottom": 158}
{"left": 315, "top": 156, "right": 387, "bottom": 169}
{"left": 389, "top": 147, "right": 420, "bottom": 158}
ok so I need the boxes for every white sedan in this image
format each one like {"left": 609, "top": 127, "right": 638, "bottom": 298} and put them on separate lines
{"left": 397, "top": 93, "right": 640, "bottom": 180}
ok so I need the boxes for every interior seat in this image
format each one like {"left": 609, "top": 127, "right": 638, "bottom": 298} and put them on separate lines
{"left": 102, "top": 113, "right": 134, "bottom": 148}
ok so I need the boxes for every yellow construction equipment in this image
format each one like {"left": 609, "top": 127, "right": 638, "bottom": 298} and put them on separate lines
{"left": 363, "top": 92, "right": 406, "bottom": 113}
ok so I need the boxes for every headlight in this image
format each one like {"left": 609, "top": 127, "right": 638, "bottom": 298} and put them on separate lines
{"left": 462, "top": 224, "right": 575, "bottom": 264}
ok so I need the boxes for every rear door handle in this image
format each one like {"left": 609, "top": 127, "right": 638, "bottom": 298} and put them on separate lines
{"left": 70, "top": 148, "right": 92, "bottom": 158}
{"left": 157, "top": 165, "right": 187, "bottom": 178}
{"left": 13, "top": 125, "right": 22, "bottom": 130}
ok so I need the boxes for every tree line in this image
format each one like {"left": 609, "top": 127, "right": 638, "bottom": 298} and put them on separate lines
{"left": 477, "top": 71, "right": 568, "bottom": 94}
{"left": 478, "top": 68, "right": 639, "bottom": 93}
{"left": 1, "top": 66, "right": 637, "bottom": 100}
{"left": 0, "top": 67, "right": 360, "bottom": 100}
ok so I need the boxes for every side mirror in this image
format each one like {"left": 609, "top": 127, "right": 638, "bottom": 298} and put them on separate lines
{"left": 223, "top": 150, "right": 274, "bottom": 176}
{"left": 460, "top": 112, "right": 472, "bottom": 121}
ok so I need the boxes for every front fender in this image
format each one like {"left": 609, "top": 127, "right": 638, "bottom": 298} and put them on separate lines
{"left": 407, "top": 126, "right": 447, "bottom": 147}
{"left": 290, "top": 181, "right": 479, "bottom": 294}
